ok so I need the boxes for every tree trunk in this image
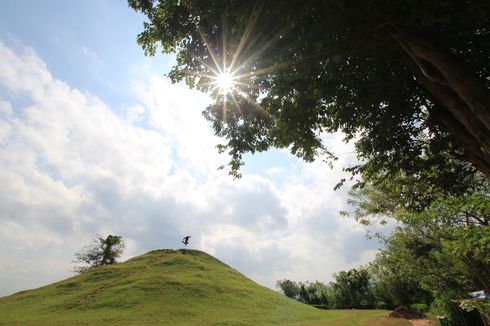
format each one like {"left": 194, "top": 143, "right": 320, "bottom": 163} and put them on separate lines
{"left": 420, "top": 75, "right": 490, "bottom": 175}
{"left": 391, "top": 30, "right": 490, "bottom": 176}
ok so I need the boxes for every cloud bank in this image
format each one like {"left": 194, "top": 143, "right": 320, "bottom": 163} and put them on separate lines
{"left": 0, "top": 41, "right": 381, "bottom": 296}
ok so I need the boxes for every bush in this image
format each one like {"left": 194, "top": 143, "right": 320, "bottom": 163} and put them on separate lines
{"left": 410, "top": 303, "right": 429, "bottom": 313}
{"left": 430, "top": 295, "right": 461, "bottom": 324}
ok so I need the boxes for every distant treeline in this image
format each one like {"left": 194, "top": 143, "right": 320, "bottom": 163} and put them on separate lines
{"left": 276, "top": 267, "right": 380, "bottom": 310}
{"left": 276, "top": 264, "right": 429, "bottom": 311}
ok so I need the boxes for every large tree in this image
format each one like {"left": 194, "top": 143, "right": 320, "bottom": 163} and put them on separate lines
{"left": 371, "top": 229, "right": 477, "bottom": 319}
{"left": 128, "top": 0, "right": 490, "bottom": 179}
{"left": 349, "top": 166, "right": 490, "bottom": 291}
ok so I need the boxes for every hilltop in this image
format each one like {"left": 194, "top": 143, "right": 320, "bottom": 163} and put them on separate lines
{"left": 0, "top": 249, "right": 333, "bottom": 325}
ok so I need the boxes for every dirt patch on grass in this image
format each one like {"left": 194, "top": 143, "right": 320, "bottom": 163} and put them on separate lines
{"left": 410, "top": 320, "right": 435, "bottom": 326}
{"left": 389, "top": 306, "right": 425, "bottom": 319}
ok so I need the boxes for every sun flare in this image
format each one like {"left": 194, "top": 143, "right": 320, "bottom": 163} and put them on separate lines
{"left": 192, "top": 7, "right": 272, "bottom": 102}
{"left": 214, "top": 70, "right": 235, "bottom": 94}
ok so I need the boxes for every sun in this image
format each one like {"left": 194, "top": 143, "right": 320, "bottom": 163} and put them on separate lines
{"left": 213, "top": 70, "right": 236, "bottom": 94}
{"left": 191, "top": 8, "right": 271, "bottom": 100}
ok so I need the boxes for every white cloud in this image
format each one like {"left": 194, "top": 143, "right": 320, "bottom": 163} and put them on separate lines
{"left": 133, "top": 76, "right": 224, "bottom": 176}
{"left": 0, "top": 41, "right": 381, "bottom": 297}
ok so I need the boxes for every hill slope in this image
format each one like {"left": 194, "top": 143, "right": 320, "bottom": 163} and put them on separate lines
{"left": 0, "top": 249, "right": 337, "bottom": 326}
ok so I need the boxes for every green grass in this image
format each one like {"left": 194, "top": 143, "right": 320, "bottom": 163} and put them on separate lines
{"left": 290, "top": 310, "right": 411, "bottom": 326}
{"left": 0, "top": 249, "right": 402, "bottom": 325}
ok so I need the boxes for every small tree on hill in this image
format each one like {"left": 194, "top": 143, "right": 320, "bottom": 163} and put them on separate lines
{"left": 72, "top": 234, "right": 125, "bottom": 273}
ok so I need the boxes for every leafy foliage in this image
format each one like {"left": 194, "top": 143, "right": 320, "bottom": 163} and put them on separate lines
{"left": 371, "top": 230, "right": 474, "bottom": 305}
{"left": 348, "top": 155, "right": 489, "bottom": 321}
{"left": 370, "top": 248, "right": 432, "bottom": 309}
{"left": 349, "top": 169, "right": 489, "bottom": 289}
{"left": 73, "top": 235, "right": 125, "bottom": 274}
{"left": 128, "top": 0, "right": 490, "bottom": 179}
{"left": 459, "top": 300, "right": 490, "bottom": 325}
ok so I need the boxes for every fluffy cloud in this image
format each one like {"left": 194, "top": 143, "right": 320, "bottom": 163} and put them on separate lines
{"left": 0, "top": 41, "right": 381, "bottom": 296}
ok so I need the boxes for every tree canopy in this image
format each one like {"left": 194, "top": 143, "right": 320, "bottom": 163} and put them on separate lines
{"left": 128, "top": 0, "right": 490, "bottom": 181}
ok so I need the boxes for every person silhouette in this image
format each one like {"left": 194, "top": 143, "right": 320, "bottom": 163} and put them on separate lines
{"left": 182, "top": 235, "right": 191, "bottom": 247}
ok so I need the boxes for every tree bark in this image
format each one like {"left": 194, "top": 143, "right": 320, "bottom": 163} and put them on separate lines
{"left": 391, "top": 29, "right": 490, "bottom": 176}
{"left": 420, "top": 75, "right": 490, "bottom": 175}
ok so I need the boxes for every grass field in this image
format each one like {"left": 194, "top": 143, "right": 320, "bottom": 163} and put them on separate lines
{"left": 0, "top": 249, "right": 414, "bottom": 325}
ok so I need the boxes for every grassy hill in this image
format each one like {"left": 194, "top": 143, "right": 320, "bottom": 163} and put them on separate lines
{"left": 0, "top": 249, "right": 401, "bottom": 326}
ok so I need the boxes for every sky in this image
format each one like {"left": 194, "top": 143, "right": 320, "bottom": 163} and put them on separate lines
{"left": 0, "top": 0, "right": 384, "bottom": 296}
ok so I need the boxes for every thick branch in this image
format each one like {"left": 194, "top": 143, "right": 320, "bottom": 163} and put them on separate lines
{"left": 401, "top": 31, "right": 490, "bottom": 131}
{"left": 423, "top": 84, "right": 490, "bottom": 176}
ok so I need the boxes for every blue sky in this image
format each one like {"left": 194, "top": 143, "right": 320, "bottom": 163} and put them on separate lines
{"left": 0, "top": 0, "right": 383, "bottom": 296}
